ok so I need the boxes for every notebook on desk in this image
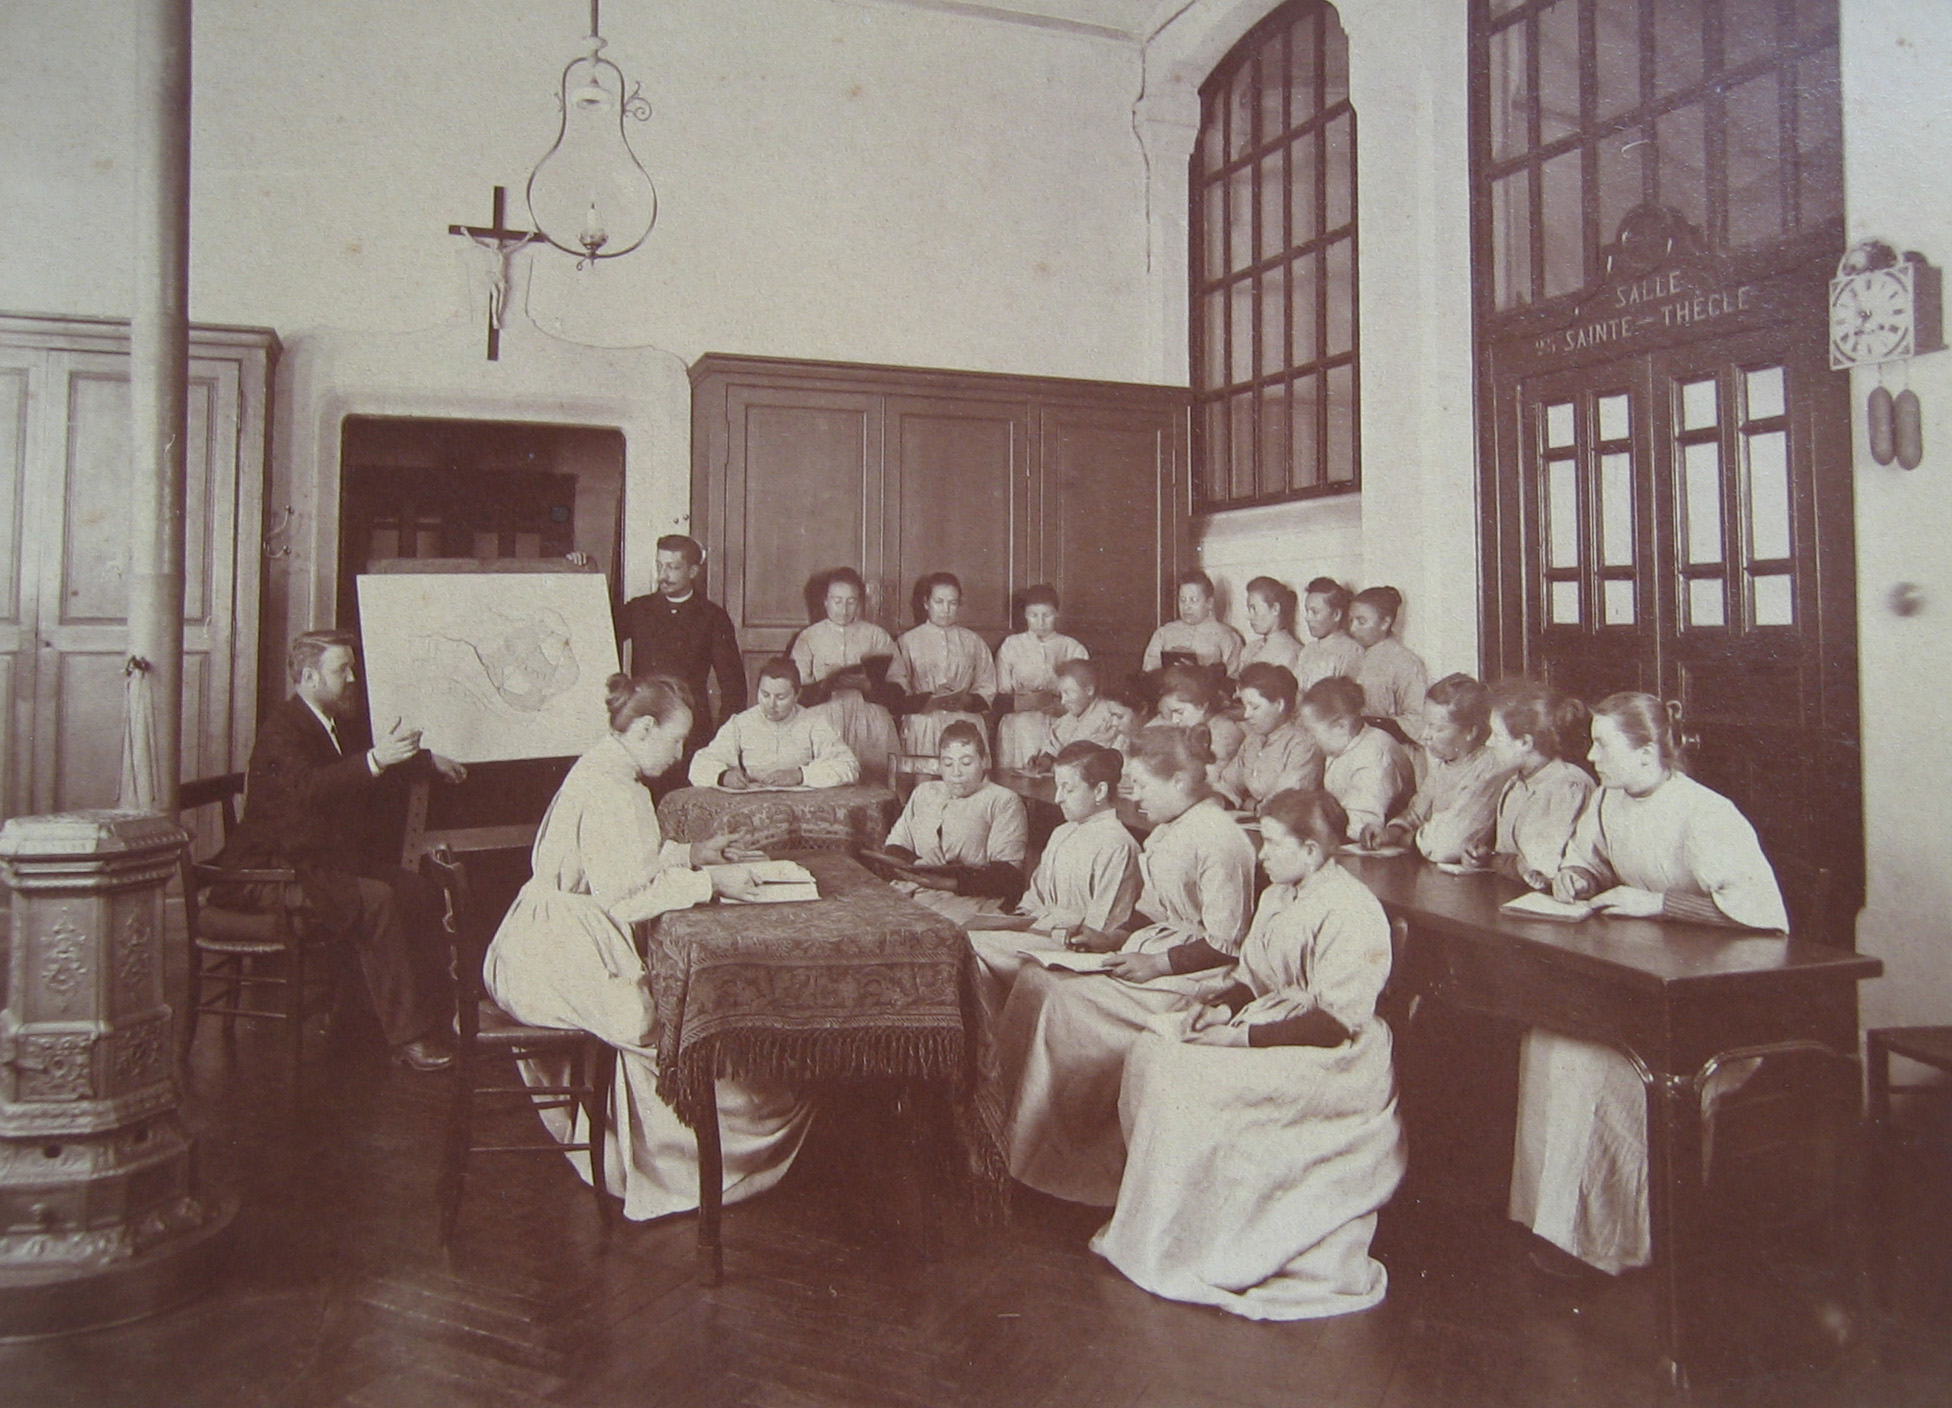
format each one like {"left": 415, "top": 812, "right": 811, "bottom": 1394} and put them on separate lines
{"left": 1499, "top": 891, "right": 1595, "bottom": 922}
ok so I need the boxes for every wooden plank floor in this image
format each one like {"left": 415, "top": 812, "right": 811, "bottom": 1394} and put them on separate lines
{"left": 4, "top": 1014, "right": 1949, "bottom": 1408}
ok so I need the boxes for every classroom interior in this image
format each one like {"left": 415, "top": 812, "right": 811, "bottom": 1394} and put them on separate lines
{"left": 4, "top": 0, "right": 1952, "bottom": 1404}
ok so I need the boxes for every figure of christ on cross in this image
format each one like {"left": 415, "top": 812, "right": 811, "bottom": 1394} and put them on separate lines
{"left": 447, "top": 185, "right": 540, "bottom": 361}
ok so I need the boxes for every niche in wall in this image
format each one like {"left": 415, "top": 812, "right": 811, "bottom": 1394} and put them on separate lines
{"left": 335, "top": 415, "right": 625, "bottom": 629}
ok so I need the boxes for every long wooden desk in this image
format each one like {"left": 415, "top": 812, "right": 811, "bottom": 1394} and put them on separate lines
{"left": 1340, "top": 853, "right": 1882, "bottom": 1391}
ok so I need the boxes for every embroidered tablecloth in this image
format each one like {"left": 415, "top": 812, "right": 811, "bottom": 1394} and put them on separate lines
{"left": 655, "top": 784, "right": 898, "bottom": 853}
{"left": 642, "top": 851, "right": 1006, "bottom": 1202}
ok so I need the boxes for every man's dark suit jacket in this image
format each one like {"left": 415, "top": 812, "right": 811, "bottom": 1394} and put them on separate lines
{"left": 217, "top": 696, "right": 405, "bottom": 933}
{"left": 618, "top": 591, "right": 747, "bottom": 744}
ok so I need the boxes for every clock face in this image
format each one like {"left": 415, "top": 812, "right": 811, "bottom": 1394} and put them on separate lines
{"left": 1830, "top": 268, "right": 1914, "bottom": 367}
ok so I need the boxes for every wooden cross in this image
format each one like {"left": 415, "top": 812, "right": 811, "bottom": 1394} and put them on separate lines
{"left": 447, "top": 185, "right": 540, "bottom": 361}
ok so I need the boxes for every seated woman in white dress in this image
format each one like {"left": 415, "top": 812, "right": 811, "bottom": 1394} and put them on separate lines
{"left": 1349, "top": 586, "right": 1430, "bottom": 745}
{"left": 1024, "top": 659, "right": 1128, "bottom": 772}
{"left": 1214, "top": 660, "right": 1320, "bottom": 813}
{"left": 1300, "top": 676, "right": 1415, "bottom": 844}
{"left": 790, "top": 568, "right": 903, "bottom": 783}
{"left": 688, "top": 657, "right": 859, "bottom": 790}
{"left": 1153, "top": 663, "right": 1245, "bottom": 779}
{"left": 1094, "top": 788, "right": 1407, "bottom": 1321}
{"left": 1142, "top": 570, "right": 1244, "bottom": 676}
{"left": 483, "top": 672, "right": 814, "bottom": 1222}
{"left": 888, "top": 572, "right": 997, "bottom": 759}
{"left": 965, "top": 742, "right": 1142, "bottom": 1025}
{"left": 1295, "top": 577, "right": 1366, "bottom": 691}
{"left": 1512, "top": 693, "right": 1789, "bottom": 1277}
{"left": 1367, "top": 674, "right": 1514, "bottom": 863}
{"left": 1238, "top": 576, "right": 1304, "bottom": 675}
{"left": 866, "top": 720, "right": 1028, "bottom": 927}
{"left": 997, "top": 726, "right": 1258, "bottom": 1207}
{"left": 994, "top": 585, "right": 1089, "bottom": 771}
{"left": 1464, "top": 679, "right": 1594, "bottom": 888}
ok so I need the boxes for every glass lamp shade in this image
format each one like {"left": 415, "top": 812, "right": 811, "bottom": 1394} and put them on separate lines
{"left": 526, "top": 50, "right": 657, "bottom": 265}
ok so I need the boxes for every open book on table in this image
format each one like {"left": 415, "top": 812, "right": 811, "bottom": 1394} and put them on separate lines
{"left": 711, "top": 859, "right": 820, "bottom": 904}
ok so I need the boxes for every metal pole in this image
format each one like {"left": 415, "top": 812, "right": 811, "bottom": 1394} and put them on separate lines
{"left": 128, "top": 0, "right": 192, "bottom": 815}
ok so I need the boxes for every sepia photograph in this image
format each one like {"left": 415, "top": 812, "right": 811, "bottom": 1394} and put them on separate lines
{"left": 0, "top": 1, "right": 1948, "bottom": 1403}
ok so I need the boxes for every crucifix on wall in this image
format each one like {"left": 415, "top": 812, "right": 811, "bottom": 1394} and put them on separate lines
{"left": 447, "top": 185, "right": 540, "bottom": 361}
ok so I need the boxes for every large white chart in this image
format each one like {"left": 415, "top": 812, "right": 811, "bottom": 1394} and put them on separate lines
{"left": 356, "top": 573, "right": 620, "bottom": 763}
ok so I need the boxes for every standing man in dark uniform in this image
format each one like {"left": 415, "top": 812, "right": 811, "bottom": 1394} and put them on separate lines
{"left": 217, "top": 629, "right": 465, "bottom": 1070}
{"left": 617, "top": 535, "right": 746, "bottom": 785}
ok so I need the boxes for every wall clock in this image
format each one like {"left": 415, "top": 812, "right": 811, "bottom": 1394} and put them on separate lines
{"left": 1829, "top": 243, "right": 1944, "bottom": 370}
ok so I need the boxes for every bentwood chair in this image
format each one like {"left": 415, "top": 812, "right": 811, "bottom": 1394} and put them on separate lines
{"left": 177, "top": 772, "right": 338, "bottom": 1107}
{"left": 419, "top": 843, "right": 616, "bottom": 1244}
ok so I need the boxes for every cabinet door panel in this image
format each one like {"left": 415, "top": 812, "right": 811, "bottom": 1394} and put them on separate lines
{"left": 739, "top": 400, "right": 872, "bottom": 628}
{"left": 1041, "top": 405, "right": 1181, "bottom": 677}
{"left": 718, "top": 386, "right": 883, "bottom": 683}
{"left": 30, "top": 353, "right": 235, "bottom": 812}
{"left": 888, "top": 398, "right": 1027, "bottom": 639}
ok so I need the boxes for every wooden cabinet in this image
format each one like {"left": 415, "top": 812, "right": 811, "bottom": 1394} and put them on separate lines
{"left": 690, "top": 355, "right": 1188, "bottom": 685}
{"left": 0, "top": 313, "right": 277, "bottom": 822}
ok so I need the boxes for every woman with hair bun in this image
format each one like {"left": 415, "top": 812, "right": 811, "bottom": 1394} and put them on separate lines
{"left": 1295, "top": 576, "right": 1365, "bottom": 691}
{"left": 994, "top": 585, "right": 1089, "bottom": 770}
{"left": 1153, "top": 662, "right": 1246, "bottom": 777}
{"left": 1215, "top": 661, "right": 1320, "bottom": 812}
{"left": 1513, "top": 692, "right": 1788, "bottom": 1278}
{"left": 997, "top": 725, "right": 1258, "bottom": 1207}
{"left": 1095, "top": 788, "right": 1405, "bottom": 1320}
{"left": 1239, "top": 577, "right": 1303, "bottom": 675}
{"left": 1299, "top": 676, "right": 1414, "bottom": 843}
{"left": 485, "top": 672, "right": 813, "bottom": 1222}
{"left": 1469, "top": 680, "right": 1595, "bottom": 888}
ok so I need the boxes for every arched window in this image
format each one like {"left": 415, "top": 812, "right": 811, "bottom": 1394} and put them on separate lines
{"left": 1190, "top": 1, "right": 1358, "bottom": 510}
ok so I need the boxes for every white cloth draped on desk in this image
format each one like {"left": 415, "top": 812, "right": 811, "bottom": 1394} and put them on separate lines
{"left": 1510, "top": 772, "right": 1788, "bottom": 1273}
{"left": 997, "top": 797, "right": 1256, "bottom": 1206}
{"left": 994, "top": 631, "right": 1088, "bottom": 769}
{"left": 1093, "top": 862, "right": 1405, "bottom": 1320}
{"left": 483, "top": 734, "right": 811, "bottom": 1222}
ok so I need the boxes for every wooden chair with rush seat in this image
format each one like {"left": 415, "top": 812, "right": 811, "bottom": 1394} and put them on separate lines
{"left": 177, "top": 772, "right": 339, "bottom": 1106}
{"left": 400, "top": 770, "right": 616, "bottom": 1244}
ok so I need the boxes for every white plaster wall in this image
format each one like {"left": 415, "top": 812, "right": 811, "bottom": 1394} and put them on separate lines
{"left": 0, "top": 0, "right": 1159, "bottom": 653}
{"left": 1141, "top": 0, "right": 1481, "bottom": 680}
{"left": 1840, "top": 0, "right": 1952, "bottom": 1038}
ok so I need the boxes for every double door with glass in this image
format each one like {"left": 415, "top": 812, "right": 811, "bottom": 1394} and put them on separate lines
{"left": 1492, "top": 326, "right": 1858, "bottom": 939}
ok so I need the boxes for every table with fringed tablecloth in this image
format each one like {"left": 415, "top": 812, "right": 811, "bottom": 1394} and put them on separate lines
{"left": 641, "top": 850, "right": 1006, "bottom": 1281}
{"left": 655, "top": 784, "right": 899, "bottom": 854}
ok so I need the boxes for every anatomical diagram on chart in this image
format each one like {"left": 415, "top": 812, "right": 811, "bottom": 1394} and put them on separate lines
{"left": 356, "top": 572, "right": 621, "bottom": 763}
